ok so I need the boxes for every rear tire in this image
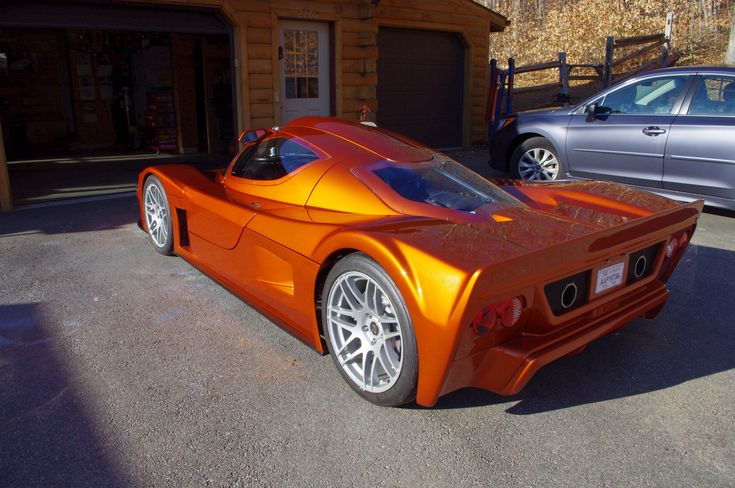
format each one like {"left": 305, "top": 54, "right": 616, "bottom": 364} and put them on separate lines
{"left": 511, "top": 137, "right": 563, "bottom": 181}
{"left": 142, "top": 176, "right": 174, "bottom": 255}
{"left": 322, "top": 253, "right": 418, "bottom": 407}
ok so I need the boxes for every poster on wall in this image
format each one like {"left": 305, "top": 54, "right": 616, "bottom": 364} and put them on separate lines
{"left": 81, "top": 102, "right": 98, "bottom": 124}
{"left": 78, "top": 76, "right": 96, "bottom": 101}
{"left": 76, "top": 52, "right": 93, "bottom": 76}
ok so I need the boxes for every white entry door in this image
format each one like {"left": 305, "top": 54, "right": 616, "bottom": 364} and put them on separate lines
{"left": 279, "top": 20, "right": 330, "bottom": 124}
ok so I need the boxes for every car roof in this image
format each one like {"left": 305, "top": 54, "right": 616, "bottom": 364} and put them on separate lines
{"left": 284, "top": 117, "right": 434, "bottom": 163}
{"left": 640, "top": 65, "right": 735, "bottom": 76}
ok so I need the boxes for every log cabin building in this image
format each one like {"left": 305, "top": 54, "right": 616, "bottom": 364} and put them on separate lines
{"left": 0, "top": 0, "right": 508, "bottom": 209}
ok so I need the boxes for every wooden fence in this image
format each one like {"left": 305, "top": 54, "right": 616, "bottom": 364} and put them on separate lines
{"left": 486, "top": 12, "right": 677, "bottom": 139}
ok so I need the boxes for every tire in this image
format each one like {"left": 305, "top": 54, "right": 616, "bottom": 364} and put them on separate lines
{"left": 322, "top": 253, "right": 418, "bottom": 406}
{"left": 511, "top": 137, "right": 564, "bottom": 181}
{"left": 142, "top": 176, "right": 174, "bottom": 255}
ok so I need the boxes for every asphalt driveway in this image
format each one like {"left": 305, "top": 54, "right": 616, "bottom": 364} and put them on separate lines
{"left": 1, "top": 189, "right": 733, "bottom": 487}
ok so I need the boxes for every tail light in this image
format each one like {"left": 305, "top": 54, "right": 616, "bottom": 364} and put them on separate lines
{"left": 471, "top": 296, "right": 525, "bottom": 335}
{"left": 666, "top": 231, "right": 689, "bottom": 259}
{"left": 659, "top": 229, "right": 692, "bottom": 281}
{"left": 665, "top": 237, "right": 679, "bottom": 258}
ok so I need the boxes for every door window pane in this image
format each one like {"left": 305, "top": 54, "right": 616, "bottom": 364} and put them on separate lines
{"left": 600, "top": 76, "right": 687, "bottom": 115}
{"left": 688, "top": 76, "right": 735, "bottom": 115}
{"left": 283, "top": 29, "right": 319, "bottom": 99}
{"left": 234, "top": 137, "right": 319, "bottom": 180}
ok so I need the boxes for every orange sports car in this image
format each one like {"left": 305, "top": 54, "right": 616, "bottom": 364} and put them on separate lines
{"left": 137, "top": 117, "right": 701, "bottom": 407}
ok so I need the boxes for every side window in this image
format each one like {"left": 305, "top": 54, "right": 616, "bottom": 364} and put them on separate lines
{"left": 688, "top": 76, "right": 735, "bottom": 116}
{"left": 599, "top": 76, "right": 687, "bottom": 115}
{"left": 233, "top": 137, "right": 319, "bottom": 181}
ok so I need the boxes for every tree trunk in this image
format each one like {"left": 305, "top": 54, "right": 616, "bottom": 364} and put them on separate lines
{"left": 726, "top": 4, "right": 735, "bottom": 65}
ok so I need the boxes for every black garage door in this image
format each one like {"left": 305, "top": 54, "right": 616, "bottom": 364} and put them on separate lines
{"left": 377, "top": 27, "right": 464, "bottom": 149}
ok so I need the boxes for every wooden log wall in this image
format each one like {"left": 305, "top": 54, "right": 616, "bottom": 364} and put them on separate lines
{"left": 182, "top": 0, "right": 502, "bottom": 145}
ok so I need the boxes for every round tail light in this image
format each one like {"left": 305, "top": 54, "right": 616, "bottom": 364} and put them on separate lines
{"left": 501, "top": 296, "right": 524, "bottom": 327}
{"left": 471, "top": 306, "right": 496, "bottom": 335}
{"left": 665, "top": 237, "right": 678, "bottom": 258}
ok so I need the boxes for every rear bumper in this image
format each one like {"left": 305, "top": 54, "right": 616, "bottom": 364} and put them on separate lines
{"left": 441, "top": 282, "right": 670, "bottom": 397}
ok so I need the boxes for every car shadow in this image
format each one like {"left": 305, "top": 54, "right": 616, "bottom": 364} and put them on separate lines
{"left": 424, "top": 243, "right": 735, "bottom": 412}
{"left": 0, "top": 303, "right": 136, "bottom": 487}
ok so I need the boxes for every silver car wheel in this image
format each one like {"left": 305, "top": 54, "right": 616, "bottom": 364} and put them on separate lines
{"left": 326, "top": 271, "right": 403, "bottom": 393}
{"left": 144, "top": 183, "right": 169, "bottom": 248}
{"left": 518, "top": 148, "right": 560, "bottom": 180}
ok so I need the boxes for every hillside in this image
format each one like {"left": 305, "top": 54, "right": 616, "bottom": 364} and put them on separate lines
{"left": 477, "top": 0, "right": 733, "bottom": 109}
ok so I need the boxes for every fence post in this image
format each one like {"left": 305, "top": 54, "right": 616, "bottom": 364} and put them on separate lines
{"left": 663, "top": 11, "right": 673, "bottom": 66}
{"left": 494, "top": 71, "right": 506, "bottom": 126}
{"left": 506, "top": 57, "right": 515, "bottom": 114}
{"left": 558, "top": 51, "right": 569, "bottom": 104}
{"left": 486, "top": 59, "right": 498, "bottom": 144}
{"left": 603, "top": 36, "right": 614, "bottom": 86}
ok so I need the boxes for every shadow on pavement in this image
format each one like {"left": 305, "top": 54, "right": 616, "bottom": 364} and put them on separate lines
{"left": 0, "top": 304, "right": 136, "bottom": 487}
{"left": 428, "top": 243, "right": 735, "bottom": 412}
{"left": 7, "top": 153, "right": 229, "bottom": 206}
{"left": 0, "top": 194, "right": 139, "bottom": 237}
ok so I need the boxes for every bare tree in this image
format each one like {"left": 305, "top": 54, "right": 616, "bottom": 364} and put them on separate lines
{"left": 727, "top": 3, "right": 735, "bottom": 64}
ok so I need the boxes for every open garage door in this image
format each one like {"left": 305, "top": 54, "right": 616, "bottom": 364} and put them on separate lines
{"left": 377, "top": 27, "right": 465, "bottom": 149}
{"left": 0, "top": 1, "right": 236, "bottom": 205}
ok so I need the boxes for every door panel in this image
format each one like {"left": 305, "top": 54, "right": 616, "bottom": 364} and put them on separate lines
{"left": 279, "top": 21, "right": 330, "bottom": 124}
{"left": 566, "top": 75, "right": 691, "bottom": 188}
{"left": 664, "top": 75, "right": 735, "bottom": 200}
{"left": 566, "top": 114, "right": 673, "bottom": 188}
{"left": 186, "top": 185, "right": 256, "bottom": 249}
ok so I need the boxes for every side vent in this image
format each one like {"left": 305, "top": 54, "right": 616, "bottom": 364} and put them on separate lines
{"left": 175, "top": 208, "right": 190, "bottom": 246}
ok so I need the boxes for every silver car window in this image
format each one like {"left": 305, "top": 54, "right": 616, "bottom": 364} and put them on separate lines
{"left": 599, "top": 76, "right": 688, "bottom": 115}
{"left": 688, "top": 76, "right": 735, "bottom": 116}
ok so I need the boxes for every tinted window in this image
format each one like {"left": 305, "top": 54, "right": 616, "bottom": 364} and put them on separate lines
{"left": 233, "top": 137, "right": 319, "bottom": 180}
{"left": 372, "top": 159, "right": 516, "bottom": 213}
{"left": 600, "top": 76, "right": 687, "bottom": 115}
{"left": 688, "top": 76, "right": 735, "bottom": 115}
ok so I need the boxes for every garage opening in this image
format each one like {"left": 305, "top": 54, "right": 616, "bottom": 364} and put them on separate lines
{"left": 377, "top": 27, "right": 465, "bottom": 149}
{"left": 0, "top": 1, "right": 235, "bottom": 205}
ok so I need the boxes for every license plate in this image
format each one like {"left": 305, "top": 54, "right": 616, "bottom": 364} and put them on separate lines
{"left": 595, "top": 261, "right": 625, "bottom": 294}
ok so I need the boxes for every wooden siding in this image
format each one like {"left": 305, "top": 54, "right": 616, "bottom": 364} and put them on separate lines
{"left": 183, "top": 0, "right": 500, "bottom": 145}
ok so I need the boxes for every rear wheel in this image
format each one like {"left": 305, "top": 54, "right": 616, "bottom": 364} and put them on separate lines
{"left": 511, "top": 137, "right": 563, "bottom": 181}
{"left": 322, "top": 254, "right": 418, "bottom": 406}
{"left": 143, "top": 176, "right": 173, "bottom": 255}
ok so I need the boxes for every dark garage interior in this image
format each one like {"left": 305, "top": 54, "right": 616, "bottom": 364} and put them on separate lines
{"left": 0, "top": 2, "right": 236, "bottom": 204}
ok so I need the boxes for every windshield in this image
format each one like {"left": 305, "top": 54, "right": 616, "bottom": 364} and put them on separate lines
{"left": 366, "top": 158, "right": 517, "bottom": 213}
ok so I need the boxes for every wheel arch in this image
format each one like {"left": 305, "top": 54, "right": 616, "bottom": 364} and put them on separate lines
{"left": 311, "top": 230, "right": 470, "bottom": 406}
{"left": 313, "top": 247, "right": 361, "bottom": 351}
{"left": 505, "top": 130, "right": 566, "bottom": 174}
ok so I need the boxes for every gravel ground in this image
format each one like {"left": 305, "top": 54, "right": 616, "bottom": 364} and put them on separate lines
{"left": 1, "top": 167, "right": 734, "bottom": 487}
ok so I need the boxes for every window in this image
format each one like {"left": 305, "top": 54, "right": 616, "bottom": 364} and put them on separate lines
{"left": 370, "top": 159, "right": 516, "bottom": 213}
{"left": 599, "top": 76, "right": 688, "bottom": 115}
{"left": 283, "top": 29, "right": 319, "bottom": 99}
{"left": 232, "top": 137, "right": 319, "bottom": 181}
{"left": 688, "top": 76, "right": 735, "bottom": 116}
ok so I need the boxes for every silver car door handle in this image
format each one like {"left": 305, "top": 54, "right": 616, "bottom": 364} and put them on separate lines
{"left": 642, "top": 127, "right": 667, "bottom": 136}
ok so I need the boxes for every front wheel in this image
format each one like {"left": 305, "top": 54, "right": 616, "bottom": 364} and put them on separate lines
{"left": 142, "top": 176, "right": 173, "bottom": 255}
{"left": 322, "top": 254, "right": 418, "bottom": 406}
{"left": 511, "top": 137, "right": 563, "bottom": 181}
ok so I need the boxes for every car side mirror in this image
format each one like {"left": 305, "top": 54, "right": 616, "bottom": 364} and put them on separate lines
{"left": 585, "top": 103, "right": 598, "bottom": 118}
{"left": 239, "top": 128, "right": 269, "bottom": 144}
